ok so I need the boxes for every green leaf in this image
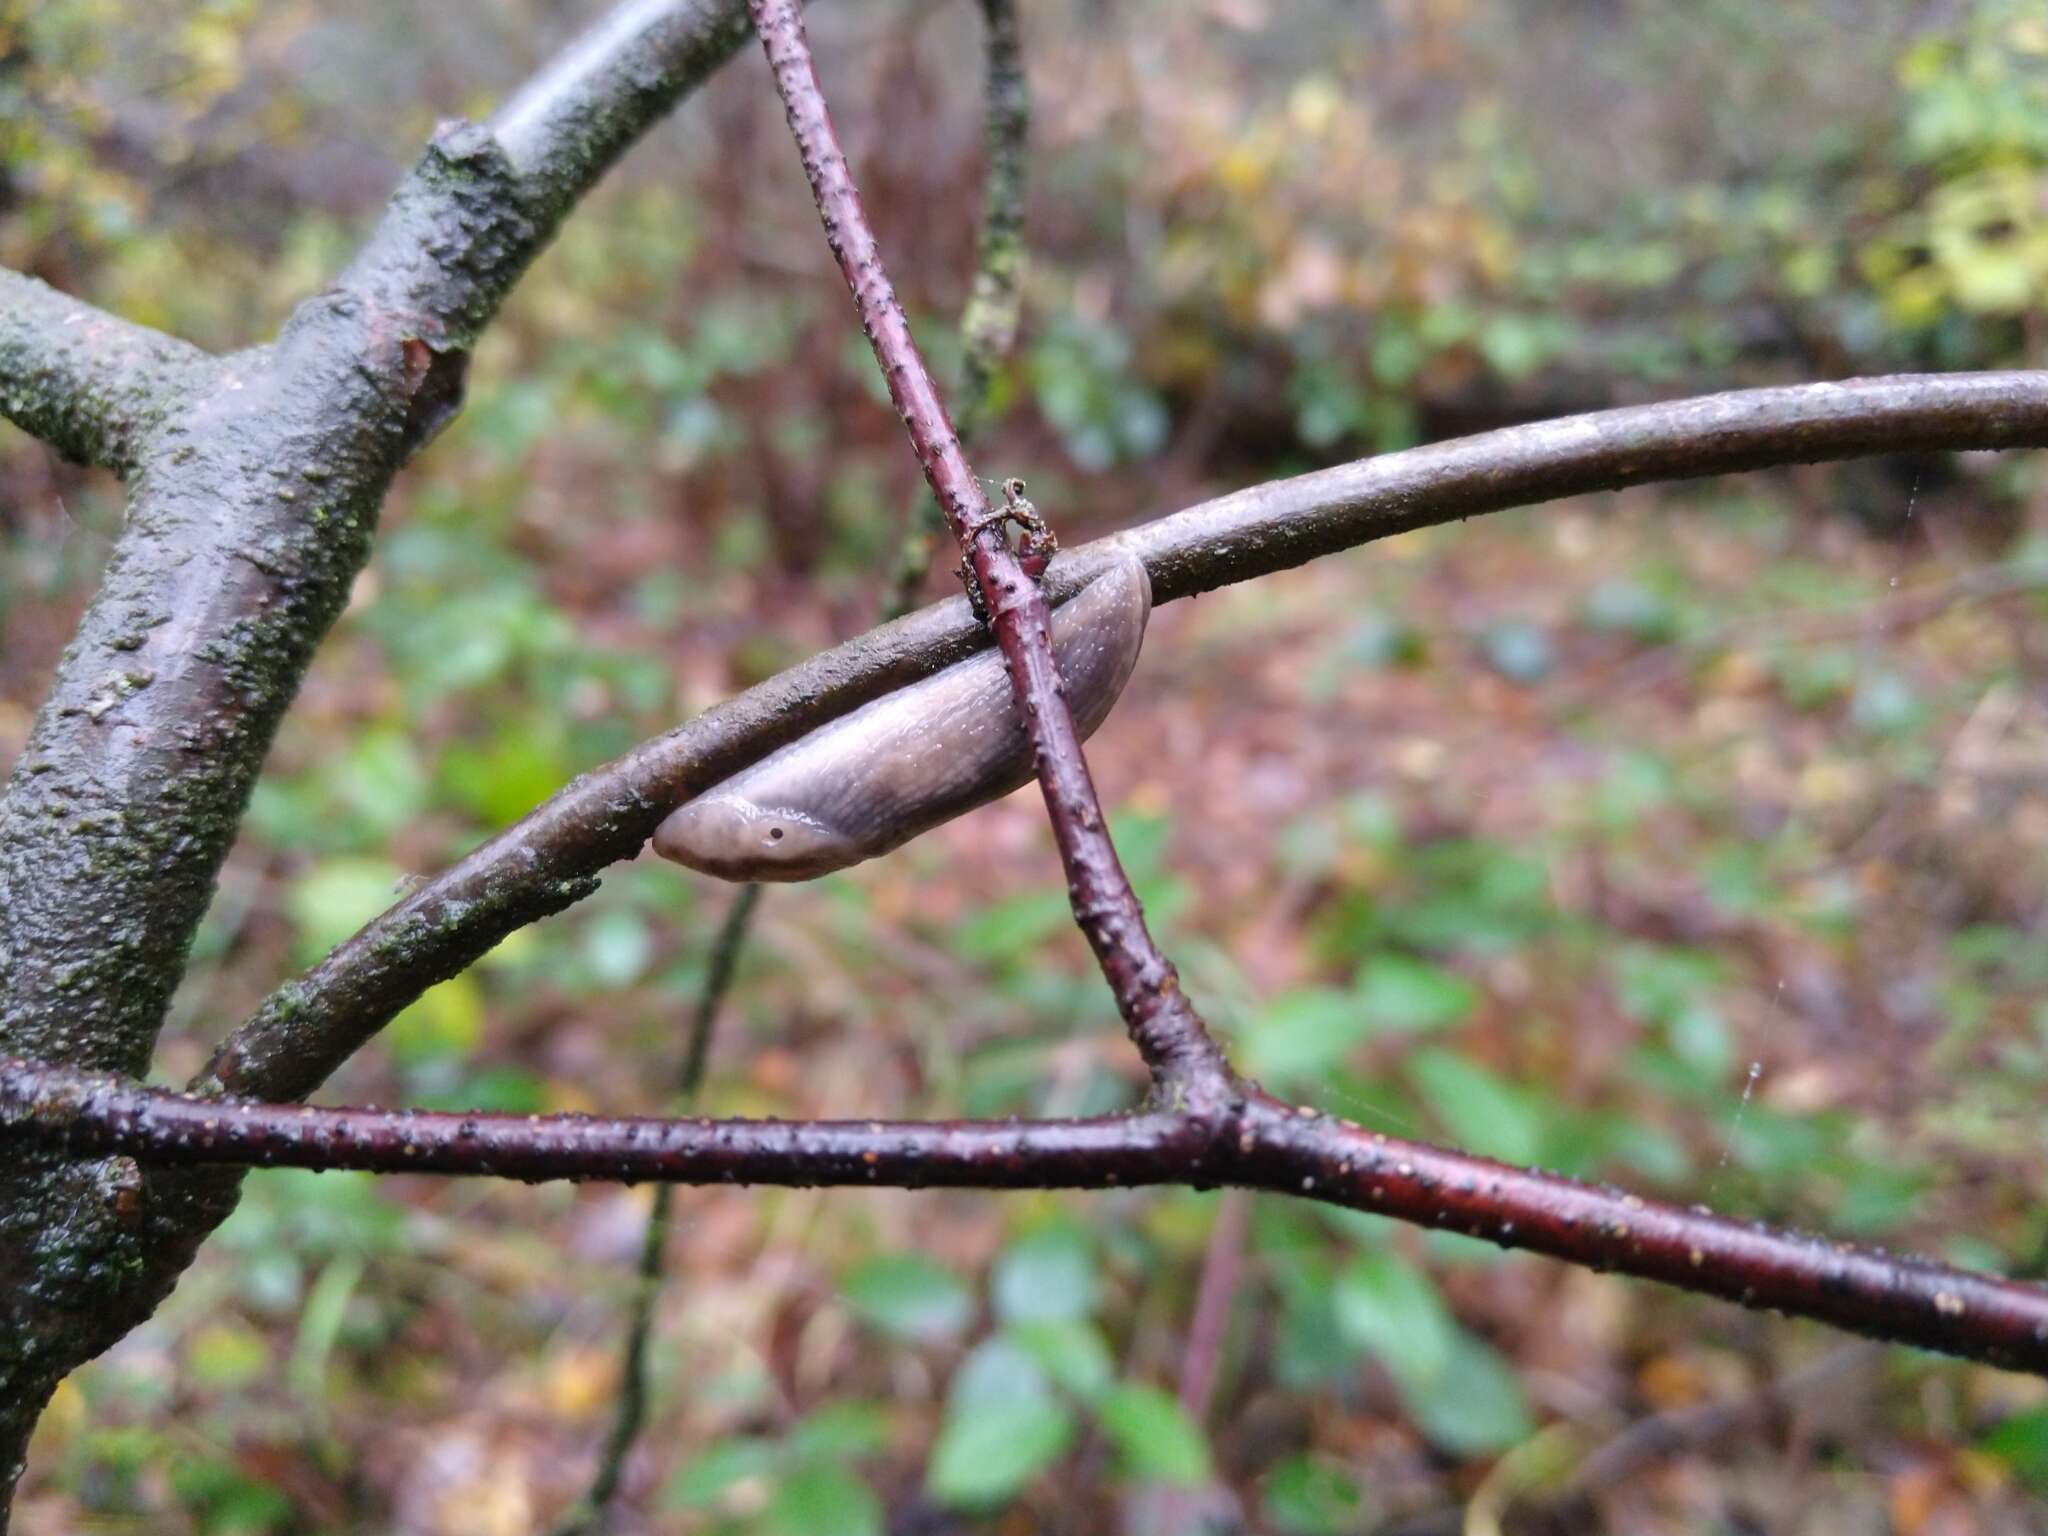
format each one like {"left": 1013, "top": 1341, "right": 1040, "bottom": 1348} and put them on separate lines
{"left": 1666, "top": 1001, "right": 1735, "bottom": 1080}
{"left": 952, "top": 888, "right": 1073, "bottom": 966}
{"left": 438, "top": 728, "right": 568, "bottom": 828}
{"left": 1850, "top": 670, "right": 1925, "bottom": 735}
{"left": 1262, "top": 1454, "right": 1370, "bottom": 1535}
{"left": 1008, "top": 1318, "right": 1116, "bottom": 1403}
{"left": 949, "top": 1336, "right": 1053, "bottom": 1411}
{"left": 1981, "top": 1408, "right": 2048, "bottom": 1492}
{"left": 286, "top": 858, "right": 406, "bottom": 961}
{"left": 1386, "top": 1330, "right": 1535, "bottom": 1457}
{"left": 1354, "top": 955, "right": 1478, "bottom": 1034}
{"left": 1611, "top": 945, "right": 1723, "bottom": 1028}
{"left": 789, "top": 1401, "right": 893, "bottom": 1463}
{"left": 1333, "top": 1250, "right": 1458, "bottom": 1386}
{"left": 386, "top": 974, "right": 485, "bottom": 1066}
{"left": 580, "top": 909, "right": 654, "bottom": 989}
{"left": 234, "top": 1168, "right": 403, "bottom": 1257}
{"left": 1381, "top": 841, "right": 1553, "bottom": 954}
{"left": 1481, "top": 619, "right": 1555, "bottom": 683}
{"left": 1582, "top": 580, "right": 1677, "bottom": 641}
{"left": 840, "top": 1253, "right": 974, "bottom": 1343}
{"left": 166, "top": 1453, "right": 294, "bottom": 1533}
{"left": 1094, "top": 1384, "right": 1211, "bottom": 1486}
{"left": 767, "top": 1462, "right": 883, "bottom": 1536}
{"left": 185, "top": 1322, "right": 270, "bottom": 1391}
{"left": 925, "top": 1397, "right": 1077, "bottom": 1509}
{"left": 1726, "top": 1104, "right": 1831, "bottom": 1177}
{"left": 1405, "top": 1049, "right": 1548, "bottom": 1164}
{"left": 1272, "top": 1270, "right": 1361, "bottom": 1388}
{"left": 1242, "top": 987, "right": 1372, "bottom": 1085}
{"left": 992, "top": 1226, "right": 1099, "bottom": 1324}
{"left": 438, "top": 1064, "right": 548, "bottom": 1114}
{"left": 288, "top": 1252, "right": 364, "bottom": 1401}
{"left": 664, "top": 1437, "right": 779, "bottom": 1510}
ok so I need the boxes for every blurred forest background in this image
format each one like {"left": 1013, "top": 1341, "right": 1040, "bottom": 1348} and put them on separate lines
{"left": 7, "top": 0, "right": 2048, "bottom": 1531}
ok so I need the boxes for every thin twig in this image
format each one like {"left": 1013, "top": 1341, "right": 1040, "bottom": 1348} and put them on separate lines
{"left": 883, "top": 0, "right": 1031, "bottom": 619}
{"left": 746, "top": 0, "right": 1231, "bottom": 1100}
{"left": 1566, "top": 1342, "right": 1880, "bottom": 1495}
{"left": 553, "top": 883, "right": 760, "bottom": 1536}
{"left": 561, "top": 13, "right": 1029, "bottom": 1506}
{"left": 199, "top": 369, "right": 2048, "bottom": 1111}
{"left": 1554, "top": 557, "right": 2048, "bottom": 718}
{"left": 1179, "top": 1187, "right": 1249, "bottom": 1421}
{"left": 9, "top": 1062, "right": 2048, "bottom": 1374}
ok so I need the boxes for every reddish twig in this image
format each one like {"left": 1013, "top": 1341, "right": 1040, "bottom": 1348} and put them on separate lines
{"left": 7, "top": 1059, "right": 2047, "bottom": 1374}
{"left": 1179, "top": 1187, "right": 1249, "bottom": 1422}
{"left": 745, "top": 0, "right": 1230, "bottom": 1101}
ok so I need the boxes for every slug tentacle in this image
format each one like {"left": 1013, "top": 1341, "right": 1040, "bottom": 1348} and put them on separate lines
{"left": 653, "top": 553, "right": 1152, "bottom": 882}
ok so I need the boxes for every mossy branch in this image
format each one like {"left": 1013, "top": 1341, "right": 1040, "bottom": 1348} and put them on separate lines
{"left": 884, "top": 0, "right": 1033, "bottom": 618}
{"left": 0, "top": 1, "right": 783, "bottom": 1509}
{"left": 0, "top": 269, "right": 215, "bottom": 475}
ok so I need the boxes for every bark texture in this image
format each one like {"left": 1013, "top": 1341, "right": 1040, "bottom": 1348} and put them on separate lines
{"left": 0, "top": 2, "right": 760, "bottom": 1511}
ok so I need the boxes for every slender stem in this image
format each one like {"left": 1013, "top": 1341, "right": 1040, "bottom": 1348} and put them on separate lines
{"left": 0, "top": 267, "right": 214, "bottom": 475}
{"left": 680, "top": 884, "right": 761, "bottom": 1095}
{"left": 571, "top": 13, "right": 1020, "bottom": 1494}
{"left": 554, "top": 882, "right": 760, "bottom": 1535}
{"left": 884, "top": 0, "right": 1031, "bottom": 618}
{"left": 1178, "top": 1188, "right": 1248, "bottom": 1423}
{"left": 747, "top": 0, "right": 1231, "bottom": 1099}
{"left": 1565, "top": 1343, "right": 1877, "bottom": 1495}
{"left": 9, "top": 1061, "right": 2047, "bottom": 1375}
{"left": 200, "top": 368, "right": 2048, "bottom": 1110}
{"left": 953, "top": 0, "right": 1029, "bottom": 439}
{"left": 572, "top": 24, "right": 1026, "bottom": 1456}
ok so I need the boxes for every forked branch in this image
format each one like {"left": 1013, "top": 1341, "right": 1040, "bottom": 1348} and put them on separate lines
{"left": 745, "top": 0, "right": 1231, "bottom": 1097}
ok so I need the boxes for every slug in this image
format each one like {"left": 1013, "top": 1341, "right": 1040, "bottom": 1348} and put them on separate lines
{"left": 653, "top": 553, "right": 1152, "bottom": 882}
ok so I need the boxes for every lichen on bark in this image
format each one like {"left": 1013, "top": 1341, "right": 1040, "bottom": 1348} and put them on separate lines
{"left": 0, "top": 5, "right": 771, "bottom": 1513}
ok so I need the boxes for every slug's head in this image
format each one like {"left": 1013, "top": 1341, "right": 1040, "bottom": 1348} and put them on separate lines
{"left": 651, "top": 793, "right": 858, "bottom": 882}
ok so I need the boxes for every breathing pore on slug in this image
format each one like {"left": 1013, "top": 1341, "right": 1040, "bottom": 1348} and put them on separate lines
{"left": 652, "top": 552, "right": 1152, "bottom": 882}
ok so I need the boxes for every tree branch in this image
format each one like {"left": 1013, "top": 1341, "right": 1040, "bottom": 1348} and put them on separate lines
{"left": 564, "top": 14, "right": 1020, "bottom": 1507}
{"left": 0, "top": 268, "right": 214, "bottom": 474}
{"left": 489, "top": 0, "right": 757, "bottom": 203}
{"left": 1179, "top": 1187, "right": 1248, "bottom": 1424}
{"left": 7, "top": 1059, "right": 2045, "bottom": 1374}
{"left": 204, "top": 369, "right": 2048, "bottom": 1108}
{"left": 746, "top": 0, "right": 1231, "bottom": 1097}
{"left": 0, "top": 0, "right": 778, "bottom": 1491}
